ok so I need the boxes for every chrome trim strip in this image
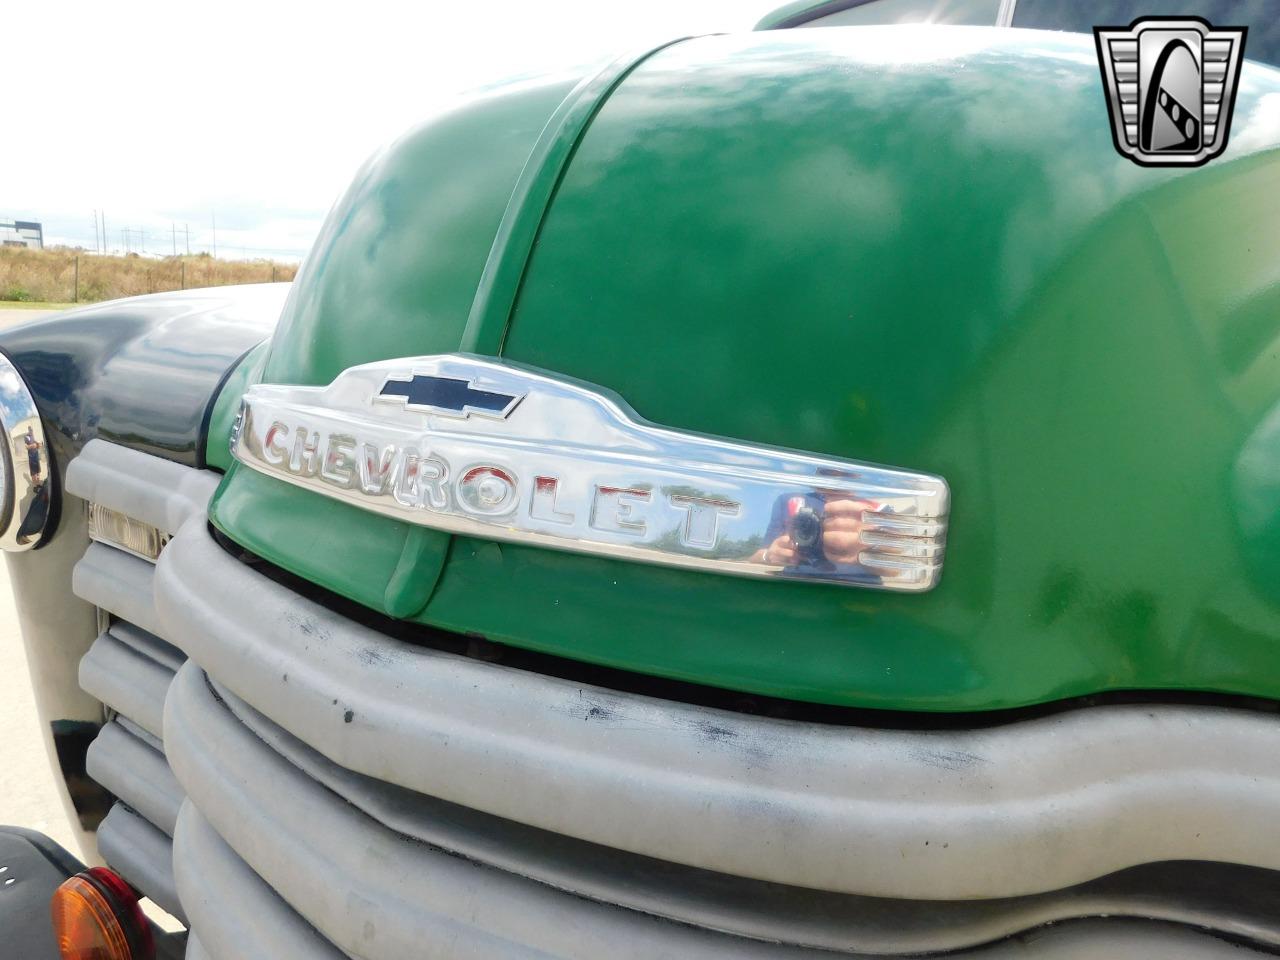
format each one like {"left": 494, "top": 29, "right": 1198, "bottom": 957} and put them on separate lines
{"left": 232, "top": 355, "right": 949, "bottom": 592}
{"left": 996, "top": 0, "right": 1017, "bottom": 28}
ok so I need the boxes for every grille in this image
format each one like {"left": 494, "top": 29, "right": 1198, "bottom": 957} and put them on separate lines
{"left": 67, "top": 442, "right": 217, "bottom": 925}
{"left": 76, "top": 569, "right": 185, "bottom": 919}
{"left": 60, "top": 439, "right": 1280, "bottom": 960}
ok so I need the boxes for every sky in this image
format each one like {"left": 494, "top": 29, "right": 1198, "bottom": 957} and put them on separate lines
{"left": 2, "top": 0, "right": 776, "bottom": 262}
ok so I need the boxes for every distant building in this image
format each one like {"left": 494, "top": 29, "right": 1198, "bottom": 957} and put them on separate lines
{"left": 0, "top": 220, "right": 43, "bottom": 249}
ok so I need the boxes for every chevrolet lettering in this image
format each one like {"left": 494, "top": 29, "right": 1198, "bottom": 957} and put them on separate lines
{"left": 231, "top": 355, "right": 950, "bottom": 591}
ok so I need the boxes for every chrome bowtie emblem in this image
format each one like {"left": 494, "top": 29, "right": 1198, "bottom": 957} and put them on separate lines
{"left": 377, "top": 373, "right": 524, "bottom": 420}
{"left": 1094, "top": 17, "right": 1247, "bottom": 167}
{"left": 231, "top": 355, "right": 950, "bottom": 591}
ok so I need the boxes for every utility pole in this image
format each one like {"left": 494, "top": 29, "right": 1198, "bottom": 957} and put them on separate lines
{"left": 184, "top": 223, "right": 189, "bottom": 256}
{"left": 92, "top": 211, "right": 99, "bottom": 254}
{"left": 171, "top": 223, "right": 176, "bottom": 256}
{"left": 211, "top": 213, "right": 217, "bottom": 259}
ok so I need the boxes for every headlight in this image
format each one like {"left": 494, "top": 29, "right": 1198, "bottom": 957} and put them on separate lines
{"left": 0, "top": 352, "right": 53, "bottom": 551}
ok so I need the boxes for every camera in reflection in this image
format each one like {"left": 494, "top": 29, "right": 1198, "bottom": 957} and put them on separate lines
{"left": 787, "top": 497, "right": 825, "bottom": 564}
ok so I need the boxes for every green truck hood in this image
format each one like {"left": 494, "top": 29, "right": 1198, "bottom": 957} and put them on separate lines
{"left": 209, "top": 27, "right": 1280, "bottom": 712}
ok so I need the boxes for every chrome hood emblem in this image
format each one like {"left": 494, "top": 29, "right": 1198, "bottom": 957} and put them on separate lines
{"left": 231, "top": 355, "right": 949, "bottom": 592}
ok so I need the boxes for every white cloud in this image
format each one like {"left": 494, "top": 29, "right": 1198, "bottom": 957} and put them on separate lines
{"left": 0, "top": 369, "right": 23, "bottom": 398}
{"left": 1, "top": 0, "right": 773, "bottom": 260}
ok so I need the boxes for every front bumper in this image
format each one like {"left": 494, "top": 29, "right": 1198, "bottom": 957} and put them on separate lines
{"left": 63, "top": 441, "right": 1280, "bottom": 957}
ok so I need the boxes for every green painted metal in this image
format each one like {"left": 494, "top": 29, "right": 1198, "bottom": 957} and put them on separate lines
{"left": 209, "top": 65, "right": 602, "bottom": 618}
{"left": 209, "top": 27, "right": 1280, "bottom": 711}
{"left": 460, "top": 39, "right": 690, "bottom": 356}
{"left": 212, "top": 464, "right": 439, "bottom": 612}
{"left": 258, "top": 73, "right": 587, "bottom": 389}
{"left": 205, "top": 340, "right": 269, "bottom": 472}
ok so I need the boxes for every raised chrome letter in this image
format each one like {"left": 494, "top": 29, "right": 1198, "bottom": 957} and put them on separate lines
{"left": 392, "top": 450, "right": 449, "bottom": 512}
{"left": 590, "top": 485, "right": 651, "bottom": 537}
{"left": 289, "top": 427, "right": 322, "bottom": 476}
{"left": 530, "top": 476, "right": 574, "bottom": 525}
{"left": 358, "top": 442, "right": 397, "bottom": 496}
{"left": 262, "top": 421, "right": 290, "bottom": 466}
{"left": 457, "top": 465, "right": 518, "bottom": 517}
{"left": 320, "top": 434, "right": 356, "bottom": 488}
{"left": 669, "top": 494, "right": 740, "bottom": 549}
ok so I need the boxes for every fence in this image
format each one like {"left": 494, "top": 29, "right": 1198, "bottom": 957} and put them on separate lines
{"left": 0, "top": 248, "right": 299, "bottom": 305}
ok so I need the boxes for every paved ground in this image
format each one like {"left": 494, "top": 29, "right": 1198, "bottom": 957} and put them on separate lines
{"left": 0, "top": 563, "right": 80, "bottom": 856}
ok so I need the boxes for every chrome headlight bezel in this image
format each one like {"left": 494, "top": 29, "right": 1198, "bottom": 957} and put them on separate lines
{"left": 0, "top": 353, "right": 53, "bottom": 552}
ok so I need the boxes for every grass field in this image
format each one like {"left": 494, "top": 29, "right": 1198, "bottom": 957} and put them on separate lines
{"left": 1, "top": 246, "right": 299, "bottom": 305}
{"left": 0, "top": 300, "right": 77, "bottom": 310}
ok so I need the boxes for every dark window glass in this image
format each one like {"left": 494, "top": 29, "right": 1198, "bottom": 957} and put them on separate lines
{"left": 1012, "top": 0, "right": 1279, "bottom": 67}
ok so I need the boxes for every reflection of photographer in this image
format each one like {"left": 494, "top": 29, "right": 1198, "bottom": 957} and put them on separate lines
{"left": 754, "top": 493, "right": 871, "bottom": 569}
{"left": 23, "top": 425, "right": 41, "bottom": 483}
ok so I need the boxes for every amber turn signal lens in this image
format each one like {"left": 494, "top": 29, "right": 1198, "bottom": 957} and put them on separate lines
{"left": 51, "top": 867, "right": 154, "bottom": 960}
